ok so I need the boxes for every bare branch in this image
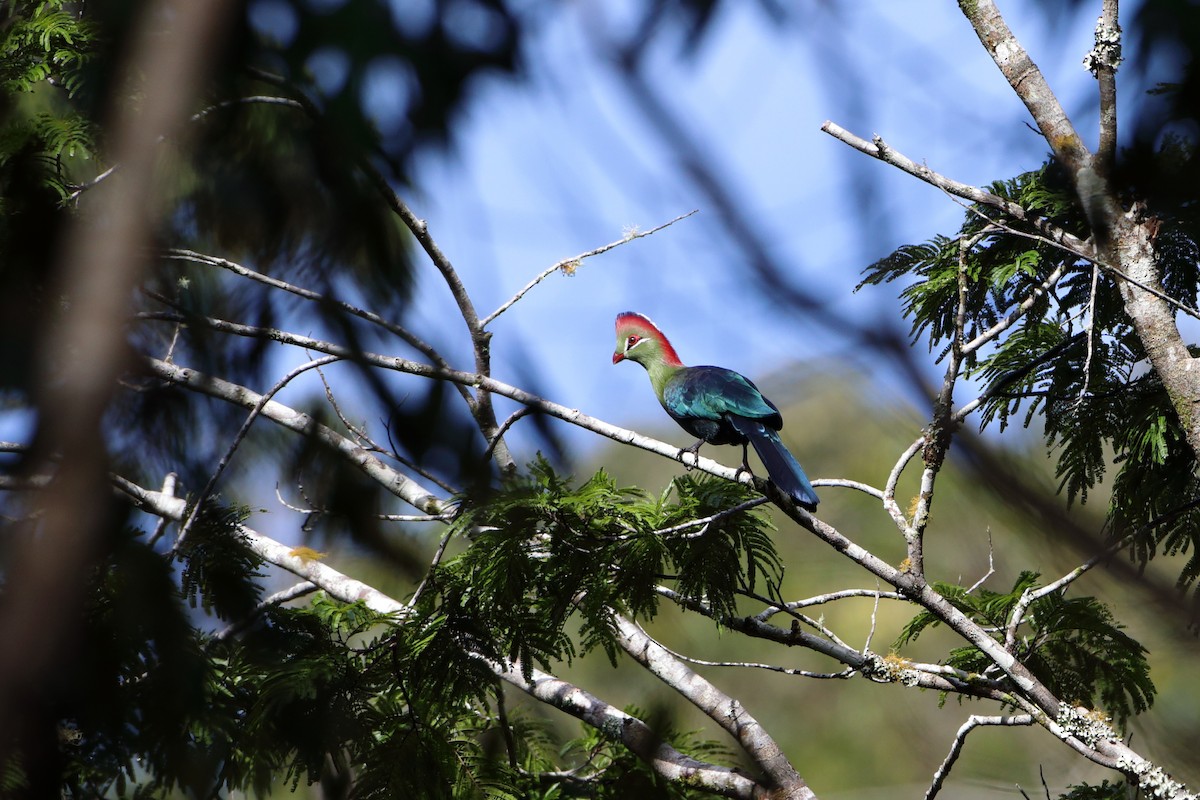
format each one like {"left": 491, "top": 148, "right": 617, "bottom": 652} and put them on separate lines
{"left": 955, "top": 0, "right": 1090, "bottom": 176}
{"left": 172, "top": 355, "right": 342, "bottom": 554}
{"left": 883, "top": 435, "right": 923, "bottom": 532}
{"left": 926, "top": 715, "right": 1034, "bottom": 800}
{"left": 1004, "top": 536, "right": 1129, "bottom": 651}
{"left": 815, "top": 478, "right": 883, "bottom": 500}
{"left": 146, "top": 358, "right": 449, "bottom": 515}
{"left": 641, "top": 633, "right": 854, "bottom": 680}
{"left": 1092, "top": 1, "right": 1122, "bottom": 174}
{"left": 146, "top": 472, "right": 178, "bottom": 548}
{"left": 481, "top": 209, "right": 698, "bottom": 328}
{"left": 651, "top": 496, "right": 769, "bottom": 537}
{"left": 820, "top": 121, "right": 1096, "bottom": 259}
{"left": 754, "top": 589, "right": 906, "bottom": 624}
{"left": 494, "top": 659, "right": 769, "bottom": 800}
{"left": 613, "top": 615, "right": 815, "bottom": 799}
{"left": 671, "top": 592, "right": 1012, "bottom": 710}
{"left": 160, "top": 249, "right": 467, "bottom": 396}
{"left": 965, "top": 530, "right": 995, "bottom": 595}
{"left": 137, "top": 324, "right": 788, "bottom": 499}
{"left": 214, "top": 581, "right": 318, "bottom": 641}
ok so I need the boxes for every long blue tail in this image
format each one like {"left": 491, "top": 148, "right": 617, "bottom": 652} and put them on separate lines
{"left": 729, "top": 417, "right": 819, "bottom": 511}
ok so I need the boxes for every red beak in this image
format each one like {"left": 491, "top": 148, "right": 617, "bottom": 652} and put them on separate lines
{"left": 612, "top": 352, "right": 625, "bottom": 364}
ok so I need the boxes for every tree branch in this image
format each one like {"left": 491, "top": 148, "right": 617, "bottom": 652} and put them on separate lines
{"left": 612, "top": 615, "right": 814, "bottom": 799}
{"left": 144, "top": 358, "right": 449, "bottom": 515}
{"left": 171, "top": 355, "right": 342, "bottom": 554}
{"left": 118, "top": 475, "right": 769, "bottom": 800}
{"left": 925, "top": 715, "right": 1034, "bottom": 800}
{"left": 819, "top": 121, "right": 1097, "bottom": 260}
{"left": 955, "top": 0, "right": 1090, "bottom": 177}
{"left": 481, "top": 209, "right": 698, "bottom": 328}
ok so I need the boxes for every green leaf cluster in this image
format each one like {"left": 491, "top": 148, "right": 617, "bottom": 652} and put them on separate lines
{"left": 897, "top": 573, "right": 1154, "bottom": 727}
{"left": 23, "top": 483, "right": 746, "bottom": 798}
{"left": 0, "top": 1, "right": 96, "bottom": 97}
{"left": 0, "top": 1, "right": 99, "bottom": 203}
{"left": 862, "top": 157, "right": 1200, "bottom": 588}
{"left": 424, "top": 456, "right": 782, "bottom": 675}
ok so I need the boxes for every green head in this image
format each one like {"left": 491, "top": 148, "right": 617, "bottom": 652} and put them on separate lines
{"left": 612, "top": 311, "right": 685, "bottom": 397}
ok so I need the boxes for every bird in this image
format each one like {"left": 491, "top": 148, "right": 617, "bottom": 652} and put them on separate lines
{"left": 612, "top": 311, "right": 819, "bottom": 511}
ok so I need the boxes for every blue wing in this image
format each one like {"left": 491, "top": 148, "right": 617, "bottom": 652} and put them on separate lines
{"left": 663, "top": 366, "right": 782, "bottom": 428}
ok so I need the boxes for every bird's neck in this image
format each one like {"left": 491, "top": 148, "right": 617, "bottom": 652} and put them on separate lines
{"left": 646, "top": 358, "right": 684, "bottom": 401}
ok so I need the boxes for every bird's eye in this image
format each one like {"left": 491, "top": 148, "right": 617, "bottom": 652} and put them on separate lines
{"left": 625, "top": 335, "right": 640, "bottom": 350}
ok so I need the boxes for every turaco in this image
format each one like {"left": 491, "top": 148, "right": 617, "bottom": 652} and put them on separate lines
{"left": 612, "top": 311, "right": 819, "bottom": 511}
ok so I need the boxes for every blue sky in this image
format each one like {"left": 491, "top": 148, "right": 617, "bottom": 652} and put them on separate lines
{"left": 384, "top": 1, "right": 1126, "bottom": 458}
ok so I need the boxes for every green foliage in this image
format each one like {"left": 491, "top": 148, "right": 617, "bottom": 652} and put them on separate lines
{"left": 177, "top": 501, "right": 264, "bottom": 621}
{"left": 52, "top": 527, "right": 214, "bottom": 798}
{"left": 897, "top": 573, "right": 1154, "bottom": 727}
{"left": 0, "top": 1, "right": 96, "bottom": 96}
{"left": 862, "top": 158, "right": 1200, "bottom": 587}
{"left": 553, "top": 705, "right": 736, "bottom": 800}
{"left": 0, "top": 1, "right": 99, "bottom": 204}
{"left": 31, "top": 471, "right": 752, "bottom": 797}
{"left": 425, "top": 457, "right": 781, "bottom": 676}
{"left": 1056, "top": 779, "right": 1128, "bottom": 800}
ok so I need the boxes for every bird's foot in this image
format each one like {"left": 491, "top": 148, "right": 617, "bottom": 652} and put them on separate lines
{"left": 734, "top": 460, "right": 756, "bottom": 482}
{"left": 680, "top": 440, "right": 704, "bottom": 470}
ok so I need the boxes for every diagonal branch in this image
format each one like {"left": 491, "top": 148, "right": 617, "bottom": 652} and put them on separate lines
{"left": 244, "top": 67, "right": 516, "bottom": 474}
{"left": 955, "top": 0, "right": 1091, "bottom": 177}
{"left": 655, "top": 587, "right": 1009, "bottom": 700}
{"left": 135, "top": 319, "right": 791, "bottom": 498}
{"left": 925, "top": 715, "right": 1034, "bottom": 800}
{"left": 161, "top": 249, "right": 465, "bottom": 394}
{"left": 171, "top": 355, "right": 342, "bottom": 554}
{"left": 118, "top": 475, "right": 770, "bottom": 800}
{"left": 612, "top": 615, "right": 814, "bottom": 799}
{"left": 145, "top": 358, "right": 449, "bottom": 515}
{"left": 481, "top": 209, "right": 698, "bottom": 328}
{"left": 819, "top": 121, "right": 1097, "bottom": 259}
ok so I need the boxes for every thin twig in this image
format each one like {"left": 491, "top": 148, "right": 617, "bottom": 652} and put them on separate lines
{"left": 738, "top": 588, "right": 853, "bottom": 650}
{"left": 379, "top": 513, "right": 454, "bottom": 523}
{"left": 171, "top": 355, "right": 343, "bottom": 555}
{"left": 864, "top": 582, "right": 882, "bottom": 655}
{"left": 651, "top": 496, "right": 769, "bottom": 537}
{"left": 883, "top": 435, "right": 924, "bottom": 532}
{"left": 410, "top": 527, "right": 455, "bottom": 607}
{"left": 648, "top": 636, "right": 854, "bottom": 679}
{"left": 146, "top": 473, "right": 178, "bottom": 548}
{"left": 214, "top": 580, "right": 318, "bottom": 641}
{"left": 160, "top": 249, "right": 468, "bottom": 400}
{"left": 1077, "top": 265, "right": 1101, "bottom": 408}
{"left": 821, "top": 121, "right": 1095, "bottom": 255}
{"left": 755, "top": 588, "right": 906, "bottom": 623}
{"left": 314, "top": 359, "right": 391, "bottom": 454}
{"left": 926, "top": 715, "right": 1034, "bottom": 800}
{"left": 1004, "top": 535, "right": 1130, "bottom": 650}
{"left": 481, "top": 209, "right": 699, "bottom": 328}
{"left": 966, "top": 530, "right": 995, "bottom": 594}
{"left": 484, "top": 407, "right": 533, "bottom": 461}
{"left": 815, "top": 477, "right": 883, "bottom": 499}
